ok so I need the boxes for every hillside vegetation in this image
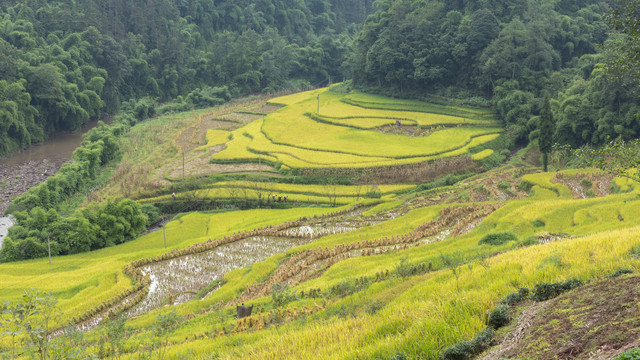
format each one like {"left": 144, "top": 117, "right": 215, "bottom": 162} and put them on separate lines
{"left": 3, "top": 0, "right": 640, "bottom": 358}
{"left": 351, "top": 0, "right": 640, "bottom": 148}
{"left": 0, "top": 0, "right": 373, "bottom": 156}
{"left": 1, "top": 88, "right": 640, "bottom": 359}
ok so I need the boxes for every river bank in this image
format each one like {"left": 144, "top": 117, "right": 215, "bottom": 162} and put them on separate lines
{"left": 0, "top": 120, "right": 108, "bottom": 216}
{"left": 0, "top": 160, "right": 59, "bottom": 215}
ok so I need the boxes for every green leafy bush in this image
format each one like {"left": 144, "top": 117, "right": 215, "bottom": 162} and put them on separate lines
{"left": 519, "top": 236, "right": 539, "bottom": 247}
{"left": 607, "top": 268, "right": 633, "bottom": 278}
{"left": 441, "top": 328, "right": 495, "bottom": 360}
{"left": 517, "top": 181, "right": 533, "bottom": 192}
{"left": 580, "top": 178, "right": 593, "bottom": 188}
{"left": 478, "top": 231, "right": 518, "bottom": 246}
{"left": 531, "top": 219, "right": 545, "bottom": 227}
{"left": 487, "top": 304, "right": 510, "bottom": 329}
{"left": 498, "top": 181, "right": 511, "bottom": 190}
{"left": 531, "top": 279, "right": 583, "bottom": 301}
{"left": 615, "top": 348, "right": 640, "bottom": 360}
{"left": 502, "top": 287, "right": 530, "bottom": 305}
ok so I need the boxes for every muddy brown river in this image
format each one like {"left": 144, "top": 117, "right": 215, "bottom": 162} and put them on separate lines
{"left": 0, "top": 120, "right": 107, "bottom": 244}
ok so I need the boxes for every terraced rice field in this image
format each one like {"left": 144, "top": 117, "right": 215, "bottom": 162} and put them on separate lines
{"left": 6, "top": 86, "right": 640, "bottom": 360}
{"left": 140, "top": 181, "right": 413, "bottom": 206}
{"left": 209, "top": 87, "right": 502, "bottom": 169}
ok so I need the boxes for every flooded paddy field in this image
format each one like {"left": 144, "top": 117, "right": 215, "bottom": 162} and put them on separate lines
{"left": 125, "top": 210, "right": 381, "bottom": 317}
{"left": 128, "top": 235, "right": 313, "bottom": 316}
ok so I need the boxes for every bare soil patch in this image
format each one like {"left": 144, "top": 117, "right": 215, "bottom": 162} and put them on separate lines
{"left": 377, "top": 124, "right": 432, "bottom": 136}
{"left": 482, "top": 275, "right": 640, "bottom": 360}
{"left": 165, "top": 146, "right": 275, "bottom": 179}
{"left": 553, "top": 172, "right": 615, "bottom": 199}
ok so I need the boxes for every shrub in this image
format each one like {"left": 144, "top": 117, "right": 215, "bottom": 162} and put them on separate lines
{"left": 487, "top": 305, "right": 510, "bottom": 329}
{"left": 441, "top": 341, "right": 474, "bottom": 360}
{"left": 390, "top": 353, "right": 408, "bottom": 360}
{"left": 478, "top": 231, "right": 518, "bottom": 246}
{"left": 610, "top": 181, "right": 622, "bottom": 194}
{"left": 365, "top": 300, "right": 385, "bottom": 315}
{"left": 607, "top": 268, "right": 633, "bottom": 278}
{"left": 516, "top": 181, "right": 533, "bottom": 192}
{"left": 580, "top": 178, "right": 593, "bottom": 188}
{"left": 502, "top": 287, "right": 530, "bottom": 305}
{"left": 470, "top": 328, "right": 495, "bottom": 352}
{"left": 615, "top": 348, "right": 640, "bottom": 360}
{"left": 271, "top": 282, "right": 297, "bottom": 307}
{"left": 519, "top": 236, "right": 539, "bottom": 247}
{"left": 140, "top": 204, "right": 162, "bottom": 226}
{"left": 329, "top": 280, "right": 356, "bottom": 298}
{"left": 531, "top": 279, "right": 583, "bottom": 301}
{"left": 0, "top": 238, "right": 18, "bottom": 262}
{"left": 531, "top": 219, "right": 545, "bottom": 227}
{"left": 16, "top": 238, "right": 47, "bottom": 260}
{"left": 441, "top": 328, "right": 495, "bottom": 360}
{"left": 629, "top": 245, "right": 640, "bottom": 259}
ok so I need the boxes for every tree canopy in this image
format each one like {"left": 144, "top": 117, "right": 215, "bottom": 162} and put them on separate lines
{"left": 349, "top": 0, "right": 640, "bottom": 149}
{"left": 0, "top": 0, "right": 374, "bottom": 156}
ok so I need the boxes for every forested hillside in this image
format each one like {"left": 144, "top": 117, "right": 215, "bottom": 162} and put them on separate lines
{"left": 0, "top": 0, "right": 373, "bottom": 156}
{"left": 351, "top": 0, "right": 640, "bottom": 147}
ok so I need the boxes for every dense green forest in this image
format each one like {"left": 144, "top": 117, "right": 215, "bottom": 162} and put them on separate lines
{"left": 350, "top": 0, "right": 640, "bottom": 147}
{"left": 0, "top": 0, "right": 373, "bottom": 156}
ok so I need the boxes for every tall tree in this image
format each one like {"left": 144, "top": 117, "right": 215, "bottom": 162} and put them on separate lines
{"left": 539, "top": 93, "right": 554, "bottom": 171}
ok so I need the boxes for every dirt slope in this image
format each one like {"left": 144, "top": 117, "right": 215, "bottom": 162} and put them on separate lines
{"left": 481, "top": 274, "right": 640, "bottom": 360}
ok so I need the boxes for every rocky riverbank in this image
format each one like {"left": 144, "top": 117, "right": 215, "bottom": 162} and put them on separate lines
{"left": 0, "top": 159, "right": 61, "bottom": 215}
